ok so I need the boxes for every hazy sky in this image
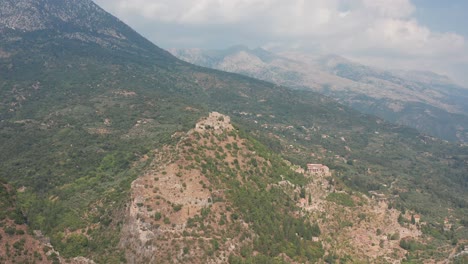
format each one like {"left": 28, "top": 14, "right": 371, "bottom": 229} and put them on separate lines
{"left": 93, "top": 0, "right": 468, "bottom": 86}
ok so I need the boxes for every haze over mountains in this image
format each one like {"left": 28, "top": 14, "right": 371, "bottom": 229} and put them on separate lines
{"left": 172, "top": 46, "right": 468, "bottom": 143}
{"left": 0, "top": 0, "right": 467, "bottom": 263}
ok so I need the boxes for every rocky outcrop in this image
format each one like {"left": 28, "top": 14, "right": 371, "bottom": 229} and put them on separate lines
{"left": 120, "top": 112, "right": 252, "bottom": 263}
{"left": 70, "top": 257, "right": 96, "bottom": 264}
{"left": 194, "top": 112, "right": 233, "bottom": 134}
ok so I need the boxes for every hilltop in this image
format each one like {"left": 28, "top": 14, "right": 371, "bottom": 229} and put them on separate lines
{"left": 119, "top": 112, "right": 428, "bottom": 263}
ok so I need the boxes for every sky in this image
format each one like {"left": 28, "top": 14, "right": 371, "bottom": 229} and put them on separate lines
{"left": 93, "top": 0, "right": 468, "bottom": 86}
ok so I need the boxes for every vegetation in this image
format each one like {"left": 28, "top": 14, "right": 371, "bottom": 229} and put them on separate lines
{"left": 326, "top": 192, "right": 355, "bottom": 207}
{"left": 179, "top": 127, "right": 324, "bottom": 262}
{"left": 0, "top": 0, "right": 466, "bottom": 262}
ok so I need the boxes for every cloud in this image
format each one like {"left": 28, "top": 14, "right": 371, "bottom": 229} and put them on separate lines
{"left": 109, "top": 0, "right": 276, "bottom": 24}
{"left": 361, "top": 0, "right": 414, "bottom": 18}
{"left": 94, "top": 0, "right": 468, "bottom": 85}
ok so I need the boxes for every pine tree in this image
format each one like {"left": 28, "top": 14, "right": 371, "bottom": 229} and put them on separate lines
{"left": 300, "top": 187, "right": 306, "bottom": 199}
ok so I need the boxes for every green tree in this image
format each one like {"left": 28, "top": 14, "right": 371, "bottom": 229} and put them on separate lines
{"left": 300, "top": 188, "right": 306, "bottom": 199}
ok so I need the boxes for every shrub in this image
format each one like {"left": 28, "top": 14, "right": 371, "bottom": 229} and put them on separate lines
{"left": 173, "top": 204, "right": 182, "bottom": 212}
{"left": 154, "top": 212, "right": 162, "bottom": 220}
{"left": 61, "top": 234, "right": 89, "bottom": 257}
{"left": 389, "top": 232, "right": 400, "bottom": 240}
{"left": 183, "top": 246, "right": 189, "bottom": 255}
{"left": 5, "top": 226, "right": 15, "bottom": 236}
{"left": 326, "top": 193, "right": 355, "bottom": 207}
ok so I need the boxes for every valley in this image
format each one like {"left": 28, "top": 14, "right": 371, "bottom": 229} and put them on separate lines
{"left": 172, "top": 46, "right": 468, "bottom": 143}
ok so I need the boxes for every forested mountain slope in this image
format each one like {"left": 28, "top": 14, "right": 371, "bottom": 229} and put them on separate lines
{"left": 0, "top": 0, "right": 467, "bottom": 263}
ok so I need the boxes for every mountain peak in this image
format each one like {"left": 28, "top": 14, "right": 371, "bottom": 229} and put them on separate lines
{"left": 0, "top": 0, "right": 174, "bottom": 62}
{"left": 0, "top": 0, "right": 104, "bottom": 32}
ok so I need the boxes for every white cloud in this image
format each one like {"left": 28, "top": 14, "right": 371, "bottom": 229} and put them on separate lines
{"left": 109, "top": 0, "right": 275, "bottom": 24}
{"left": 94, "top": 0, "right": 468, "bottom": 84}
{"left": 361, "top": 0, "right": 415, "bottom": 18}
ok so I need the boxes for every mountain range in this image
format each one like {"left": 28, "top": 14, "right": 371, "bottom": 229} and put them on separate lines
{"left": 171, "top": 46, "right": 468, "bottom": 143}
{"left": 0, "top": 0, "right": 467, "bottom": 263}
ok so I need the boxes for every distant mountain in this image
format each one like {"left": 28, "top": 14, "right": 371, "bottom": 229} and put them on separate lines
{"left": 1, "top": 1, "right": 467, "bottom": 263}
{"left": 171, "top": 46, "right": 468, "bottom": 143}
